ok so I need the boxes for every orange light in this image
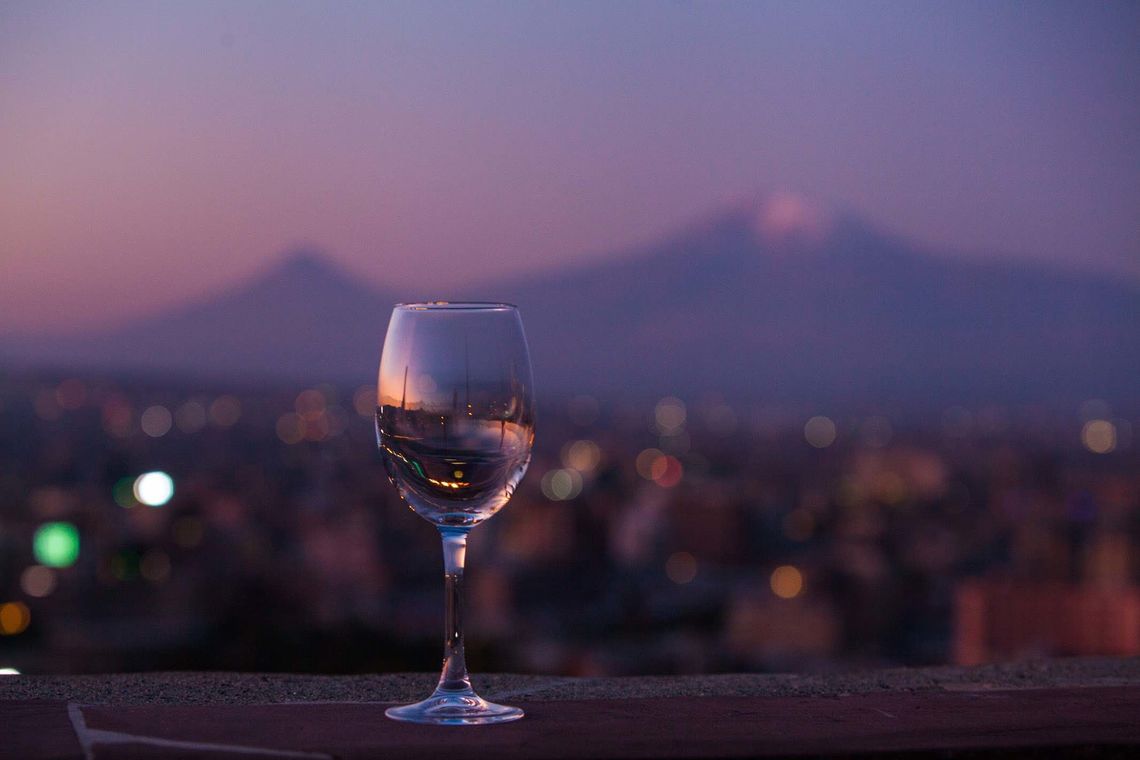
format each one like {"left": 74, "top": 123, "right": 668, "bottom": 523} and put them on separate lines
{"left": 276, "top": 413, "right": 304, "bottom": 444}
{"left": 770, "top": 565, "right": 804, "bottom": 599}
{"left": 562, "top": 440, "right": 601, "bottom": 472}
{"left": 427, "top": 477, "right": 470, "bottom": 489}
{"left": 353, "top": 385, "right": 376, "bottom": 417}
{"left": 1082, "top": 420, "right": 1116, "bottom": 454}
{"left": 295, "top": 389, "right": 326, "bottom": 420}
{"left": 636, "top": 448, "right": 664, "bottom": 480}
{"left": 0, "top": 602, "right": 30, "bottom": 635}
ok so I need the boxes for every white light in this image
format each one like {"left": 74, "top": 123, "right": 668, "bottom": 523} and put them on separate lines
{"left": 133, "top": 471, "right": 174, "bottom": 507}
{"left": 804, "top": 415, "right": 837, "bottom": 448}
{"left": 0, "top": 668, "right": 20, "bottom": 675}
{"left": 654, "top": 397, "right": 687, "bottom": 435}
{"left": 540, "top": 469, "right": 582, "bottom": 501}
{"left": 140, "top": 405, "right": 173, "bottom": 437}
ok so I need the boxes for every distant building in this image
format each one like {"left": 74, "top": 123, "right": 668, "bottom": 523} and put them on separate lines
{"left": 954, "top": 580, "right": 1140, "bottom": 664}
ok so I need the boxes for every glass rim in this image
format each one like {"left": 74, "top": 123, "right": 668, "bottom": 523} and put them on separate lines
{"left": 394, "top": 301, "right": 518, "bottom": 311}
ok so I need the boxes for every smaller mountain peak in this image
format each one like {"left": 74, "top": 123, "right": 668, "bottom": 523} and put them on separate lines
{"left": 250, "top": 246, "right": 367, "bottom": 293}
{"left": 277, "top": 247, "right": 337, "bottom": 275}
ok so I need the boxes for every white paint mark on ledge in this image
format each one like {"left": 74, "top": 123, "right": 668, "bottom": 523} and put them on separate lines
{"left": 66, "top": 703, "right": 331, "bottom": 759}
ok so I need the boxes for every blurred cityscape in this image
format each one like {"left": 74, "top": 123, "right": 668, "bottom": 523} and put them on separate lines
{"left": 1, "top": 369, "right": 1136, "bottom": 676}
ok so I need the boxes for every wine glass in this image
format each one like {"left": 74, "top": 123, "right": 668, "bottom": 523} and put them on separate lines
{"left": 375, "top": 302, "right": 535, "bottom": 725}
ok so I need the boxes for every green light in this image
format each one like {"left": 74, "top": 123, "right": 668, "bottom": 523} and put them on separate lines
{"left": 113, "top": 477, "right": 137, "bottom": 508}
{"left": 33, "top": 522, "right": 80, "bottom": 568}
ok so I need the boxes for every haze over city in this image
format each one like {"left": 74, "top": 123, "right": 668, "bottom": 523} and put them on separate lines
{"left": 3, "top": 0, "right": 1138, "bottom": 333}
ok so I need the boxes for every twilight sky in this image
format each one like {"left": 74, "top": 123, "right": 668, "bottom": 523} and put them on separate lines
{"left": 2, "top": 1, "right": 1137, "bottom": 332}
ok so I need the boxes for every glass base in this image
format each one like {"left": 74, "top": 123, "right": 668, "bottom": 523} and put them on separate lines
{"left": 384, "top": 688, "right": 524, "bottom": 726}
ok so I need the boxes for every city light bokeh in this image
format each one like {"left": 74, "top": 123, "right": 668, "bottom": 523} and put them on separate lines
{"left": 133, "top": 472, "right": 175, "bottom": 508}
{"left": 32, "top": 523, "right": 80, "bottom": 569}
{"left": 1, "top": 371, "right": 1135, "bottom": 675}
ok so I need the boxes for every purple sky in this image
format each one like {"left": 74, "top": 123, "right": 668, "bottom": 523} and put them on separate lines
{"left": 2, "top": 1, "right": 1137, "bottom": 332}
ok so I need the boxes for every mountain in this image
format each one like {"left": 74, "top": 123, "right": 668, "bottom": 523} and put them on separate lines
{"left": 0, "top": 248, "right": 397, "bottom": 384}
{"left": 476, "top": 197, "right": 1139, "bottom": 405}
{"left": 2, "top": 197, "right": 1137, "bottom": 405}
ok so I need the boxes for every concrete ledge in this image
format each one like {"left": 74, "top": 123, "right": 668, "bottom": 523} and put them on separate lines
{"left": 2, "top": 656, "right": 1138, "bottom": 704}
{"left": 2, "top": 660, "right": 1139, "bottom": 759}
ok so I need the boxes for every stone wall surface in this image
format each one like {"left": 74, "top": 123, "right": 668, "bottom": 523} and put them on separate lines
{"left": 1, "top": 658, "right": 1138, "bottom": 759}
{"left": 2, "top": 656, "right": 1138, "bottom": 704}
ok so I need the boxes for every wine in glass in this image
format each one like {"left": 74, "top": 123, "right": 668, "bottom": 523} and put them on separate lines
{"left": 375, "top": 302, "right": 535, "bottom": 725}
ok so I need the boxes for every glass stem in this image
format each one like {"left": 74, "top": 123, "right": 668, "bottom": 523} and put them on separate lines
{"left": 435, "top": 527, "right": 472, "bottom": 694}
